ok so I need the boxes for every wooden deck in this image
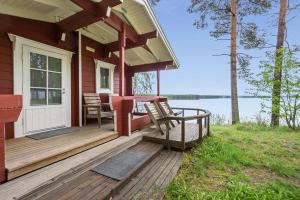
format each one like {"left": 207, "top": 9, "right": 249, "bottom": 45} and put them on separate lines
{"left": 114, "top": 150, "right": 183, "bottom": 200}
{"left": 19, "top": 142, "right": 165, "bottom": 200}
{"left": 6, "top": 121, "right": 117, "bottom": 180}
{"left": 143, "top": 123, "right": 208, "bottom": 150}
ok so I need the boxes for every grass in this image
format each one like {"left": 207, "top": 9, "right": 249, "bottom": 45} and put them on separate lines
{"left": 165, "top": 123, "right": 300, "bottom": 200}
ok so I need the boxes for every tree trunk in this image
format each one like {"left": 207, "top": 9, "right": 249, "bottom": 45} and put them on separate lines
{"left": 230, "top": 0, "right": 240, "bottom": 124}
{"left": 271, "top": 0, "right": 287, "bottom": 126}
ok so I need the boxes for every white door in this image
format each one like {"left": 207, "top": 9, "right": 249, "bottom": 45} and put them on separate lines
{"left": 22, "top": 46, "right": 71, "bottom": 134}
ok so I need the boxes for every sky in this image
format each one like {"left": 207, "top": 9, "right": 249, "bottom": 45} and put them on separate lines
{"left": 150, "top": 0, "right": 300, "bottom": 95}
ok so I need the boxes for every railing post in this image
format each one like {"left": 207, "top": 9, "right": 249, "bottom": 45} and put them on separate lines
{"left": 166, "top": 120, "right": 170, "bottom": 150}
{"left": 197, "top": 110, "right": 200, "bottom": 124}
{"left": 181, "top": 119, "right": 185, "bottom": 150}
{"left": 207, "top": 116, "right": 210, "bottom": 136}
{"left": 198, "top": 118, "right": 202, "bottom": 142}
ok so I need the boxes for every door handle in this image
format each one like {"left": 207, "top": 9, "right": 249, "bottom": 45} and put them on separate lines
{"left": 62, "top": 88, "right": 66, "bottom": 94}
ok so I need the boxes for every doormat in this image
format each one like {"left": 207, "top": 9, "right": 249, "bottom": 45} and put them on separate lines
{"left": 91, "top": 149, "right": 149, "bottom": 181}
{"left": 26, "top": 127, "right": 79, "bottom": 140}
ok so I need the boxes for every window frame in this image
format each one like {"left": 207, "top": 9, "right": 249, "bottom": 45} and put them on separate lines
{"left": 95, "top": 59, "right": 115, "bottom": 94}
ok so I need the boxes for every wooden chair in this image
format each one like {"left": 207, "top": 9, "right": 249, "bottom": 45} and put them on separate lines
{"left": 157, "top": 101, "right": 182, "bottom": 127}
{"left": 144, "top": 102, "right": 170, "bottom": 135}
{"left": 83, "top": 93, "right": 113, "bottom": 127}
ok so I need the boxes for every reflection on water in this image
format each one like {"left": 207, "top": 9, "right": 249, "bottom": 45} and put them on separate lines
{"left": 169, "top": 98, "right": 269, "bottom": 124}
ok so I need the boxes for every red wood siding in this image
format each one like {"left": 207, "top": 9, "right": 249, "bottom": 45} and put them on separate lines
{"left": 81, "top": 36, "right": 120, "bottom": 95}
{"left": 0, "top": 33, "right": 14, "bottom": 139}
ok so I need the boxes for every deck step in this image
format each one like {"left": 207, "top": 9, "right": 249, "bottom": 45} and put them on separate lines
{"left": 7, "top": 131, "right": 118, "bottom": 180}
{"left": 0, "top": 133, "right": 144, "bottom": 200}
{"left": 18, "top": 142, "right": 163, "bottom": 200}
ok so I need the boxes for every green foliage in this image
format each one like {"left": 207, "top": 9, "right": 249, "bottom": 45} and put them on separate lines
{"left": 165, "top": 124, "right": 300, "bottom": 199}
{"left": 248, "top": 48, "right": 300, "bottom": 129}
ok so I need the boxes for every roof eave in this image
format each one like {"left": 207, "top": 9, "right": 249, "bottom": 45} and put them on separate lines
{"left": 132, "top": 0, "right": 180, "bottom": 68}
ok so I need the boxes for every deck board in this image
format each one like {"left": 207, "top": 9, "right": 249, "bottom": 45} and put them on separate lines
{"left": 5, "top": 122, "right": 117, "bottom": 180}
{"left": 20, "top": 142, "right": 163, "bottom": 200}
{"left": 114, "top": 150, "right": 183, "bottom": 200}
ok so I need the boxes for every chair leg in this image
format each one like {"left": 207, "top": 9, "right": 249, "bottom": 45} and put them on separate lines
{"left": 97, "top": 108, "right": 101, "bottom": 128}
{"left": 83, "top": 107, "right": 87, "bottom": 126}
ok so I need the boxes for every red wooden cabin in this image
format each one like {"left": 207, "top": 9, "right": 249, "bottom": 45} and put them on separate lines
{"left": 0, "top": 0, "right": 179, "bottom": 182}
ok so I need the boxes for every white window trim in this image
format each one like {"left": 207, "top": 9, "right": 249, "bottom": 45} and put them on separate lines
{"left": 95, "top": 59, "right": 115, "bottom": 94}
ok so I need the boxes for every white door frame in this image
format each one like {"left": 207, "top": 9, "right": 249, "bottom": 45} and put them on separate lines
{"left": 8, "top": 34, "right": 73, "bottom": 138}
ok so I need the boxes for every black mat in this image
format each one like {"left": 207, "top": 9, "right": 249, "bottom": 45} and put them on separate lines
{"left": 26, "top": 127, "right": 79, "bottom": 140}
{"left": 91, "top": 150, "right": 149, "bottom": 181}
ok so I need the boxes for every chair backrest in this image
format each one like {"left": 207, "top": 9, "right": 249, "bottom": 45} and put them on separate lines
{"left": 83, "top": 93, "right": 101, "bottom": 105}
{"left": 144, "top": 102, "right": 163, "bottom": 121}
{"left": 158, "top": 101, "right": 173, "bottom": 116}
{"left": 83, "top": 93, "right": 101, "bottom": 115}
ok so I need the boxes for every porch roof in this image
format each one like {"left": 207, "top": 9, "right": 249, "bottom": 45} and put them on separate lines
{"left": 0, "top": 0, "right": 179, "bottom": 70}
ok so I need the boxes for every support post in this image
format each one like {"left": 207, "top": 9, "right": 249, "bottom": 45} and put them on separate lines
{"left": 78, "top": 30, "right": 83, "bottom": 126}
{"left": 118, "top": 23, "right": 126, "bottom": 96}
{"left": 157, "top": 69, "right": 160, "bottom": 96}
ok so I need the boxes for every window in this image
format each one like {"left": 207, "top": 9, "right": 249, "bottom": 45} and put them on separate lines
{"left": 30, "top": 52, "right": 62, "bottom": 106}
{"left": 100, "top": 67, "right": 110, "bottom": 89}
{"left": 95, "top": 59, "right": 115, "bottom": 94}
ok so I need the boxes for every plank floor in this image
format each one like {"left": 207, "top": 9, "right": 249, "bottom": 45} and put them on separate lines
{"left": 6, "top": 121, "right": 117, "bottom": 180}
{"left": 114, "top": 150, "right": 183, "bottom": 200}
{"left": 20, "top": 142, "right": 164, "bottom": 200}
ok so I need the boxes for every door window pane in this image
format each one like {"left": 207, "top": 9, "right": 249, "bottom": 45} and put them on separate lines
{"left": 48, "top": 72, "right": 62, "bottom": 88}
{"left": 49, "top": 57, "right": 62, "bottom": 72}
{"left": 30, "top": 52, "right": 46, "bottom": 70}
{"left": 30, "top": 69, "right": 47, "bottom": 87}
{"left": 31, "top": 89, "right": 47, "bottom": 105}
{"left": 100, "top": 68, "right": 110, "bottom": 89}
{"left": 48, "top": 89, "right": 62, "bottom": 105}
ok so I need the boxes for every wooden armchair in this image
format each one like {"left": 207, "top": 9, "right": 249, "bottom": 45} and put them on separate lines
{"left": 83, "top": 93, "right": 113, "bottom": 127}
{"left": 157, "top": 101, "right": 182, "bottom": 127}
{"left": 144, "top": 102, "right": 170, "bottom": 135}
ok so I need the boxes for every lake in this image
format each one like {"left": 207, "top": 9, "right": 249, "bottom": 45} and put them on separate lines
{"left": 168, "top": 98, "right": 269, "bottom": 124}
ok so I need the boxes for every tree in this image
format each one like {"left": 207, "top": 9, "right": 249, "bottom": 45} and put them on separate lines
{"left": 187, "top": 0, "right": 271, "bottom": 124}
{"left": 249, "top": 48, "right": 300, "bottom": 130}
{"left": 271, "top": 0, "right": 288, "bottom": 126}
{"left": 133, "top": 72, "right": 155, "bottom": 95}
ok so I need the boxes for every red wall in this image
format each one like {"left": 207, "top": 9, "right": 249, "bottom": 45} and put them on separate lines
{"left": 0, "top": 14, "right": 79, "bottom": 138}
{"left": 81, "top": 36, "right": 119, "bottom": 96}
{"left": 0, "top": 33, "right": 14, "bottom": 139}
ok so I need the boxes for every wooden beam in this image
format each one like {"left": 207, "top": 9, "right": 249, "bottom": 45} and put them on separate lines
{"left": 104, "top": 30, "right": 158, "bottom": 53}
{"left": 104, "top": 12, "right": 139, "bottom": 42}
{"left": 129, "top": 61, "right": 174, "bottom": 73}
{"left": 119, "top": 23, "right": 126, "bottom": 96}
{"left": 57, "top": 0, "right": 123, "bottom": 32}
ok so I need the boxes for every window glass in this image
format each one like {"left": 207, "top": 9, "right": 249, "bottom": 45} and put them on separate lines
{"left": 30, "top": 52, "right": 46, "bottom": 70}
{"left": 30, "top": 53, "right": 63, "bottom": 106}
{"left": 48, "top": 89, "right": 62, "bottom": 105}
{"left": 30, "top": 69, "right": 47, "bottom": 87}
{"left": 100, "top": 68, "right": 110, "bottom": 89}
{"left": 48, "top": 72, "right": 62, "bottom": 88}
{"left": 48, "top": 56, "right": 62, "bottom": 72}
{"left": 31, "top": 88, "right": 47, "bottom": 105}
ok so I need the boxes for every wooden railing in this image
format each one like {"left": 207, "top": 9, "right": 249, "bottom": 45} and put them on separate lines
{"left": 166, "top": 107, "right": 211, "bottom": 150}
